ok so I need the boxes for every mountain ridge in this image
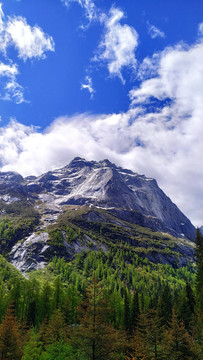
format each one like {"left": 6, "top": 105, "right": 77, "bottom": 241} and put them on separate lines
{"left": 0, "top": 157, "right": 196, "bottom": 273}
{"left": 0, "top": 157, "right": 195, "bottom": 239}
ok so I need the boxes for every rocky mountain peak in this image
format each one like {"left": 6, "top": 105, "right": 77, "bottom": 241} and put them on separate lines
{"left": 0, "top": 158, "right": 196, "bottom": 240}
{"left": 68, "top": 157, "right": 95, "bottom": 169}
{"left": 0, "top": 158, "right": 196, "bottom": 273}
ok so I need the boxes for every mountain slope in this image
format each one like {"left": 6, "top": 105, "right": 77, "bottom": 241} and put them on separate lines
{"left": 0, "top": 157, "right": 196, "bottom": 273}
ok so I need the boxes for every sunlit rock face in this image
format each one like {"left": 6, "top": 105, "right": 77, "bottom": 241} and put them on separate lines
{"left": 0, "top": 157, "right": 195, "bottom": 239}
{"left": 24, "top": 157, "right": 195, "bottom": 240}
{"left": 0, "top": 157, "right": 196, "bottom": 273}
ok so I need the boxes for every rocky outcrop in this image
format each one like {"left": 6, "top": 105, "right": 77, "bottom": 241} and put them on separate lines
{"left": 0, "top": 171, "right": 27, "bottom": 200}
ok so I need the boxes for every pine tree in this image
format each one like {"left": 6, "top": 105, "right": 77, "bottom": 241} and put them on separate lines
{"left": 42, "top": 309, "right": 69, "bottom": 346}
{"left": 157, "top": 284, "right": 172, "bottom": 326}
{"left": 124, "top": 288, "right": 131, "bottom": 332}
{"left": 161, "top": 308, "right": 202, "bottom": 360}
{"left": 21, "top": 330, "right": 43, "bottom": 360}
{"left": 53, "top": 276, "right": 64, "bottom": 309}
{"left": 131, "top": 292, "right": 140, "bottom": 331}
{"left": 195, "top": 229, "right": 203, "bottom": 311}
{"left": 126, "top": 333, "right": 149, "bottom": 360}
{"left": 0, "top": 305, "right": 23, "bottom": 360}
{"left": 72, "top": 277, "right": 125, "bottom": 360}
{"left": 194, "top": 228, "right": 203, "bottom": 345}
{"left": 136, "top": 310, "right": 162, "bottom": 360}
{"left": 178, "top": 280, "right": 195, "bottom": 330}
{"left": 40, "top": 281, "right": 52, "bottom": 322}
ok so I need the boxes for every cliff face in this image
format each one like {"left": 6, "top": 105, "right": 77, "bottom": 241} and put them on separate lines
{"left": 0, "top": 157, "right": 196, "bottom": 273}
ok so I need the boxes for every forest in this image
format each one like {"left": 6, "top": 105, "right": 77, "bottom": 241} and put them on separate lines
{"left": 0, "top": 228, "right": 202, "bottom": 360}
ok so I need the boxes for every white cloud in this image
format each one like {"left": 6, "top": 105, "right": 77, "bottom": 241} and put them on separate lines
{"left": 61, "top": 0, "right": 97, "bottom": 22}
{"left": 4, "top": 79, "right": 27, "bottom": 104}
{"left": 198, "top": 22, "right": 203, "bottom": 37}
{"left": 137, "top": 53, "right": 161, "bottom": 80}
{"left": 0, "top": 3, "right": 4, "bottom": 27}
{"left": 5, "top": 16, "right": 55, "bottom": 61}
{"left": 81, "top": 76, "right": 95, "bottom": 97}
{"left": 0, "top": 61, "right": 26, "bottom": 103}
{"left": 96, "top": 7, "right": 139, "bottom": 83}
{"left": 130, "top": 42, "right": 203, "bottom": 110}
{"left": 61, "top": 3, "right": 138, "bottom": 83}
{"left": 0, "top": 3, "right": 55, "bottom": 103}
{"left": 0, "top": 62, "right": 18, "bottom": 76}
{"left": 147, "top": 23, "right": 165, "bottom": 39}
{"left": 0, "top": 5, "right": 54, "bottom": 60}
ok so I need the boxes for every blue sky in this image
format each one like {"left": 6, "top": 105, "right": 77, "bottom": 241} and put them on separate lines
{"left": 0, "top": 0, "right": 203, "bottom": 226}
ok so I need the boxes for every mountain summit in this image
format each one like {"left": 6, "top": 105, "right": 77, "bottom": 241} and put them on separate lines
{"left": 0, "top": 157, "right": 195, "bottom": 240}
{"left": 0, "top": 158, "right": 196, "bottom": 273}
{"left": 23, "top": 157, "right": 194, "bottom": 239}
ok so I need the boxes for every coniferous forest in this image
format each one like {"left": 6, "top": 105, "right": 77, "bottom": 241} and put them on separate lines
{"left": 0, "top": 228, "right": 202, "bottom": 360}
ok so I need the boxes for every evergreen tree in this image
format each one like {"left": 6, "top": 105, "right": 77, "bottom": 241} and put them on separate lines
{"left": 178, "top": 280, "right": 195, "bottom": 330}
{"left": 195, "top": 229, "right": 203, "bottom": 311}
{"left": 136, "top": 310, "right": 162, "bottom": 360}
{"left": 22, "top": 330, "right": 43, "bottom": 360}
{"left": 194, "top": 229, "right": 203, "bottom": 345}
{"left": 0, "top": 305, "right": 23, "bottom": 360}
{"left": 72, "top": 277, "right": 125, "bottom": 360}
{"left": 126, "top": 333, "right": 149, "bottom": 360}
{"left": 161, "top": 308, "right": 202, "bottom": 360}
{"left": 42, "top": 309, "right": 69, "bottom": 346}
{"left": 40, "top": 281, "right": 52, "bottom": 322}
{"left": 53, "top": 276, "right": 64, "bottom": 309}
{"left": 131, "top": 292, "right": 140, "bottom": 331}
{"left": 157, "top": 284, "right": 172, "bottom": 326}
{"left": 124, "top": 288, "right": 131, "bottom": 332}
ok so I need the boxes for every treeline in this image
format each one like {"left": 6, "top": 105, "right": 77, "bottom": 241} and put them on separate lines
{"left": 0, "top": 230, "right": 202, "bottom": 359}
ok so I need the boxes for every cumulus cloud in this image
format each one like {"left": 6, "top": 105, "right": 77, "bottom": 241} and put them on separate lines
{"left": 130, "top": 42, "right": 203, "bottom": 111}
{"left": 0, "top": 38, "right": 203, "bottom": 226}
{"left": 0, "top": 62, "right": 18, "bottom": 76}
{"left": 61, "top": 2, "right": 138, "bottom": 83}
{"left": 147, "top": 23, "right": 165, "bottom": 39}
{"left": 81, "top": 76, "right": 95, "bottom": 97}
{"left": 95, "top": 7, "right": 139, "bottom": 83}
{"left": 0, "top": 3, "right": 55, "bottom": 103}
{"left": 5, "top": 16, "right": 55, "bottom": 60}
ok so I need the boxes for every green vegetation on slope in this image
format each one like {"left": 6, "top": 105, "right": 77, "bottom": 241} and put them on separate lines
{"left": 0, "top": 204, "right": 201, "bottom": 359}
{"left": 46, "top": 205, "right": 195, "bottom": 267}
{"left": 0, "top": 200, "right": 40, "bottom": 254}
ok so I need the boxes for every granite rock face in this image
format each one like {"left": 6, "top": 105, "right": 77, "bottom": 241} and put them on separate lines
{"left": 0, "top": 157, "right": 196, "bottom": 272}
{"left": 0, "top": 157, "right": 196, "bottom": 239}
{"left": 24, "top": 157, "right": 195, "bottom": 240}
